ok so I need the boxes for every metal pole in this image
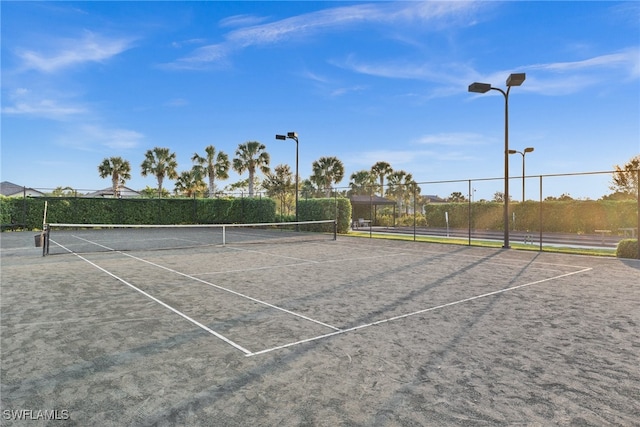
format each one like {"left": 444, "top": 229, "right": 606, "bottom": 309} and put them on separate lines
{"left": 522, "top": 153, "right": 526, "bottom": 203}
{"left": 468, "top": 180, "right": 472, "bottom": 246}
{"left": 539, "top": 175, "right": 543, "bottom": 252}
{"left": 295, "top": 137, "right": 299, "bottom": 224}
{"left": 413, "top": 184, "right": 416, "bottom": 242}
{"left": 503, "top": 87, "right": 511, "bottom": 248}
{"left": 637, "top": 169, "right": 640, "bottom": 259}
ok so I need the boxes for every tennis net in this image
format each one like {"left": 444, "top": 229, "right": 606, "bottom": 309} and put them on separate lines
{"left": 43, "top": 220, "right": 336, "bottom": 255}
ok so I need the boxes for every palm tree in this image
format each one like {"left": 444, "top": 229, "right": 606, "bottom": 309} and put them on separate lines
{"left": 98, "top": 156, "right": 132, "bottom": 198}
{"left": 386, "top": 170, "right": 415, "bottom": 213}
{"left": 192, "top": 145, "right": 230, "bottom": 198}
{"left": 232, "top": 141, "right": 270, "bottom": 197}
{"left": 311, "top": 156, "right": 345, "bottom": 197}
{"left": 348, "top": 170, "right": 375, "bottom": 196}
{"left": 371, "top": 161, "right": 393, "bottom": 197}
{"left": 263, "top": 164, "right": 294, "bottom": 215}
{"left": 174, "top": 167, "right": 207, "bottom": 198}
{"left": 300, "top": 179, "right": 318, "bottom": 199}
{"left": 140, "top": 147, "right": 178, "bottom": 198}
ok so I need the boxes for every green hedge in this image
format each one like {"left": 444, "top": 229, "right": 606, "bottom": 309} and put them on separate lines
{"left": 0, "top": 196, "right": 356, "bottom": 233}
{"left": 616, "top": 239, "right": 639, "bottom": 259}
{"left": 0, "top": 197, "right": 16, "bottom": 227}
{"left": 297, "top": 198, "right": 351, "bottom": 234}
{"left": 1, "top": 197, "right": 277, "bottom": 229}
{"left": 422, "top": 200, "right": 637, "bottom": 234}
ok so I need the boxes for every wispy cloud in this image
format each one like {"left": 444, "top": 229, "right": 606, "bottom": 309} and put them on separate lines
{"left": 414, "top": 132, "right": 488, "bottom": 146}
{"left": 330, "top": 85, "right": 368, "bottom": 97}
{"left": 534, "top": 50, "right": 637, "bottom": 73}
{"left": 341, "top": 48, "right": 639, "bottom": 97}
{"left": 166, "top": 2, "right": 481, "bottom": 70}
{"left": 16, "top": 31, "right": 134, "bottom": 73}
{"left": 58, "top": 124, "right": 144, "bottom": 151}
{"left": 353, "top": 149, "right": 430, "bottom": 168}
{"left": 1, "top": 88, "right": 87, "bottom": 119}
{"left": 219, "top": 14, "right": 269, "bottom": 29}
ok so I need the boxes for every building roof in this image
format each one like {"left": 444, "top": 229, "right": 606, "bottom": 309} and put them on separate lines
{"left": 0, "top": 181, "right": 45, "bottom": 197}
{"left": 349, "top": 195, "right": 396, "bottom": 205}
{"left": 84, "top": 186, "right": 141, "bottom": 198}
{"left": 423, "top": 195, "right": 447, "bottom": 203}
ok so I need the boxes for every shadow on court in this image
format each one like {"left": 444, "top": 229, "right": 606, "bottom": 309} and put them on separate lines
{"left": 1, "top": 232, "right": 639, "bottom": 426}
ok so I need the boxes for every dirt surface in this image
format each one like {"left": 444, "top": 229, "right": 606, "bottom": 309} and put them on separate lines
{"left": 1, "top": 231, "right": 639, "bottom": 426}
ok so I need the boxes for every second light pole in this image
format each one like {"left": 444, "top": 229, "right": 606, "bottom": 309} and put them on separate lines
{"left": 275, "top": 132, "right": 299, "bottom": 224}
{"left": 469, "top": 72, "right": 526, "bottom": 248}
{"left": 509, "top": 147, "right": 534, "bottom": 202}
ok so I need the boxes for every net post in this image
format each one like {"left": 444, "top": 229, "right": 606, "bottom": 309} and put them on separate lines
{"left": 42, "top": 224, "right": 49, "bottom": 256}
{"left": 223, "top": 225, "right": 226, "bottom": 246}
{"left": 333, "top": 220, "right": 337, "bottom": 240}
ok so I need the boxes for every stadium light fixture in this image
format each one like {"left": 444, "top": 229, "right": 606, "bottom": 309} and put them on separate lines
{"left": 509, "top": 147, "right": 535, "bottom": 202}
{"left": 469, "top": 73, "right": 526, "bottom": 248}
{"left": 275, "top": 132, "right": 299, "bottom": 225}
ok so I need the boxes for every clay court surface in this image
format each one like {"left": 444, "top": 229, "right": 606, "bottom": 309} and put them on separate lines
{"left": 1, "top": 230, "right": 639, "bottom": 426}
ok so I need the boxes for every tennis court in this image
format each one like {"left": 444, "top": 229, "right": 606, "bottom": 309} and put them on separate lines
{"left": 1, "top": 227, "right": 639, "bottom": 426}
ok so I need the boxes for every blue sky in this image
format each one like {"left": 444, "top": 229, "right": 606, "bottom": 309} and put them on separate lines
{"left": 1, "top": 1, "right": 639, "bottom": 200}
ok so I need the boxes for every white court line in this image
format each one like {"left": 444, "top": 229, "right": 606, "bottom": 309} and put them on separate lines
{"left": 247, "top": 266, "right": 593, "bottom": 357}
{"left": 66, "top": 235, "right": 340, "bottom": 329}
{"left": 49, "top": 238, "right": 253, "bottom": 355}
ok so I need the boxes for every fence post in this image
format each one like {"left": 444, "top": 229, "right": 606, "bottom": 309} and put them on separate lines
{"left": 413, "top": 183, "right": 416, "bottom": 242}
{"left": 539, "top": 175, "right": 543, "bottom": 252}
{"left": 468, "top": 180, "right": 472, "bottom": 246}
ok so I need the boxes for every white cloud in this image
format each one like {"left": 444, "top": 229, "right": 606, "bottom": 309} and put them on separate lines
{"left": 342, "top": 47, "right": 638, "bottom": 98}
{"left": 16, "top": 31, "right": 134, "bottom": 73}
{"left": 168, "top": 2, "right": 481, "bottom": 69}
{"left": 414, "top": 132, "right": 487, "bottom": 146}
{"left": 80, "top": 125, "right": 144, "bottom": 150}
{"left": 352, "top": 149, "right": 432, "bottom": 168}
{"left": 1, "top": 88, "right": 87, "bottom": 119}
{"left": 219, "top": 14, "right": 269, "bottom": 28}
{"left": 330, "top": 85, "right": 368, "bottom": 97}
{"left": 56, "top": 124, "right": 144, "bottom": 151}
{"left": 528, "top": 48, "right": 640, "bottom": 80}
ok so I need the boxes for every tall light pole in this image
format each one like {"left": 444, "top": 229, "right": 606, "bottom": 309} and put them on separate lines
{"left": 469, "top": 72, "right": 526, "bottom": 248}
{"left": 509, "top": 147, "right": 534, "bottom": 202}
{"left": 275, "top": 132, "right": 299, "bottom": 224}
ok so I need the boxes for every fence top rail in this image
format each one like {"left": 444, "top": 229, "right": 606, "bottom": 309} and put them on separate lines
{"left": 335, "top": 168, "right": 639, "bottom": 190}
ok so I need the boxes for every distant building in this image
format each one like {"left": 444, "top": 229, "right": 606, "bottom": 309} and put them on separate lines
{"left": 423, "top": 195, "right": 446, "bottom": 203}
{"left": 84, "top": 186, "right": 141, "bottom": 198}
{"left": 0, "top": 181, "right": 45, "bottom": 197}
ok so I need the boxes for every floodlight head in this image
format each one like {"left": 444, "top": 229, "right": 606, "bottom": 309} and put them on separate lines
{"left": 287, "top": 132, "right": 298, "bottom": 138}
{"left": 468, "top": 82, "right": 492, "bottom": 93}
{"left": 524, "top": 147, "right": 534, "bottom": 153}
{"left": 275, "top": 134, "right": 286, "bottom": 140}
{"left": 506, "top": 73, "right": 526, "bottom": 87}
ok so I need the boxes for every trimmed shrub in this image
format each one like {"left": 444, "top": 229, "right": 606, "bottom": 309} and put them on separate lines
{"left": 297, "top": 197, "right": 351, "bottom": 233}
{"left": 0, "top": 196, "right": 15, "bottom": 225}
{"left": 616, "top": 239, "right": 639, "bottom": 259}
